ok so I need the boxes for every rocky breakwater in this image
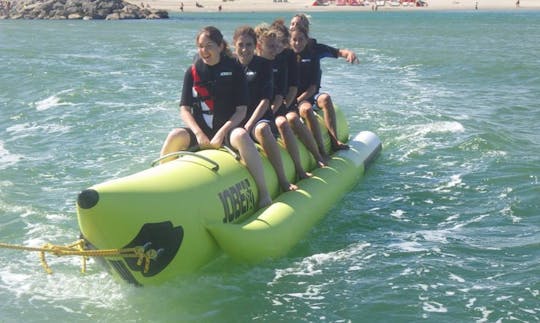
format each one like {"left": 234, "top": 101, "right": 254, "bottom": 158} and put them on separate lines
{"left": 0, "top": 0, "right": 169, "bottom": 19}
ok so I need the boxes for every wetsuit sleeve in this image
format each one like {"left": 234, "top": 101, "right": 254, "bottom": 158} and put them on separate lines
{"left": 179, "top": 67, "right": 194, "bottom": 107}
{"left": 315, "top": 42, "right": 339, "bottom": 59}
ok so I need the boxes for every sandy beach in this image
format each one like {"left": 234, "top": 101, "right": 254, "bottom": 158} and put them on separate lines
{"left": 131, "top": 0, "right": 540, "bottom": 13}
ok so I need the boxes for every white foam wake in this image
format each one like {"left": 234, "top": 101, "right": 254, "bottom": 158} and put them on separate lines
{"left": 0, "top": 141, "right": 22, "bottom": 169}
{"left": 35, "top": 89, "right": 75, "bottom": 111}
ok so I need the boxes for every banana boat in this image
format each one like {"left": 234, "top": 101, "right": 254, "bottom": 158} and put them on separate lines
{"left": 76, "top": 108, "right": 381, "bottom": 286}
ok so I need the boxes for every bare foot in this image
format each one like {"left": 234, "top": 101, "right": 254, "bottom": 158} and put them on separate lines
{"left": 320, "top": 153, "right": 331, "bottom": 166}
{"left": 298, "top": 170, "right": 313, "bottom": 180}
{"left": 331, "top": 139, "right": 350, "bottom": 151}
{"left": 317, "top": 159, "right": 327, "bottom": 168}
{"left": 280, "top": 181, "right": 298, "bottom": 192}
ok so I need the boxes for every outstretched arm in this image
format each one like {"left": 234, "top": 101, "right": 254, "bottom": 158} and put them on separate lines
{"left": 338, "top": 48, "right": 359, "bottom": 64}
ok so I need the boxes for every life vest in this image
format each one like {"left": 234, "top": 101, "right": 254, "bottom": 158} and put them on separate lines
{"left": 187, "top": 56, "right": 247, "bottom": 134}
{"left": 191, "top": 64, "right": 214, "bottom": 128}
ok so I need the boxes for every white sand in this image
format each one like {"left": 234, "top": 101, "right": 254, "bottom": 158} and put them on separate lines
{"left": 132, "top": 0, "right": 540, "bottom": 13}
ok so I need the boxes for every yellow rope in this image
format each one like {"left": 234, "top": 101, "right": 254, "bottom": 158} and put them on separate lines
{"left": 0, "top": 240, "right": 153, "bottom": 275}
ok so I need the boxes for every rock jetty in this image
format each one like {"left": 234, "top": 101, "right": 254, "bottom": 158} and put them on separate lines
{"left": 0, "top": 0, "right": 169, "bottom": 20}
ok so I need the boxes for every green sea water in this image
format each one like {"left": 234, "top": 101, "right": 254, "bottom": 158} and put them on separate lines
{"left": 1, "top": 10, "right": 539, "bottom": 322}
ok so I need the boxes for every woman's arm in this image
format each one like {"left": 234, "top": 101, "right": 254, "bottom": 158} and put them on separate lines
{"left": 180, "top": 105, "right": 210, "bottom": 147}
{"left": 244, "top": 99, "right": 270, "bottom": 133}
{"left": 296, "top": 85, "right": 317, "bottom": 103}
{"left": 210, "top": 105, "right": 247, "bottom": 147}
{"left": 271, "top": 94, "right": 284, "bottom": 113}
{"left": 284, "top": 86, "right": 298, "bottom": 109}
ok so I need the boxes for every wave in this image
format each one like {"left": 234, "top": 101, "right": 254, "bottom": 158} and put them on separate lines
{"left": 35, "top": 89, "right": 75, "bottom": 111}
{"left": 6, "top": 122, "right": 72, "bottom": 140}
{"left": 0, "top": 141, "right": 22, "bottom": 170}
{"left": 270, "top": 242, "right": 372, "bottom": 284}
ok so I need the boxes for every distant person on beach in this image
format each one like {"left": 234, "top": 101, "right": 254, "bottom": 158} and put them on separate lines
{"left": 271, "top": 19, "right": 327, "bottom": 167}
{"left": 232, "top": 25, "right": 297, "bottom": 192}
{"left": 289, "top": 13, "right": 350, "bottom": 151}
{"left": 516, "top": 0, "right": 519, "bottom": 8}
{"left": 255, "top": 23, "right": 312, "bottom": 179}
{"left": 0, "top": 0, "right": 9, "bottom": 12}
{"left": 160, "top": 26, "right": 272, "bottom": 208}
{"left": 180, "top": 1, "right": 184, "bottom": 11}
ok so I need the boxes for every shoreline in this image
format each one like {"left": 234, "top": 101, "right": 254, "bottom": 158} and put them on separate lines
{"left": 128, "top": 0, "right": 540, "bottom": 13}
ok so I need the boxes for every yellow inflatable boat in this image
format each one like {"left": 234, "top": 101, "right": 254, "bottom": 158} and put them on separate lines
{"left": 76, "top": 108, "right": 381, "bottom": 286}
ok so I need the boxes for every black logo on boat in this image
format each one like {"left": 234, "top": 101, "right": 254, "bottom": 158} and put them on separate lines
{"left": 123, "top": 221, "right": 183, "bottom": 278}
{"left": 218, "top": 178, "right": 255, "bottom": 223}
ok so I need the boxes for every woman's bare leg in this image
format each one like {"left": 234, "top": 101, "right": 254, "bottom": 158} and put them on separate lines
{"left": 286, "top": 111, "right": 326, "bottom": 168}
{"left": 275, "top": 116, "right": 311, "bottom": 179}
{"left": 159, "top": 128, "right": 191, "bottom": 164}
{"left": 229, "top": 128, "right": 272, "bottom": 208}
{"left": 316, "top": 93, "right": 349, "bottom": 150}
{"left": 254, "top": 123, "right": 297, "bottom": 192}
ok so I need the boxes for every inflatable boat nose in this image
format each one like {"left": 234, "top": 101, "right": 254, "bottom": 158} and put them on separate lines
{"left": 78, "top": 189, "right": 99, "bottom": 209}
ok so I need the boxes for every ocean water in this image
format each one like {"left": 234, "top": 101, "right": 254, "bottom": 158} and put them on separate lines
{"left": 1, "top": 10, "right": 539, "bottom": 322}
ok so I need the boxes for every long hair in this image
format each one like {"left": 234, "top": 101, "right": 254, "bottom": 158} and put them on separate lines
{"left": 291, "top": 13, "right": 310, "bottom": 32}
{"left": 196, "top": 26, "right": 233, "bottom": 57}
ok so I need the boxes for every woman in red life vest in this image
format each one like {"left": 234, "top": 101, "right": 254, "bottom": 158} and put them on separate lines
{"left": 254, "top": 23, "right": 312, "bottom": 180}
{"left": 233, "top": 26, "right": 298, "bottom": 192}
{"left": 160, "top": 26, "right": 272, "bottom": 208}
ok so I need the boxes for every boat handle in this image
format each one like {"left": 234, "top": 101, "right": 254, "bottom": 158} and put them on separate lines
{"left": 220, "top": 145, "right": 240, "bottom": 160}
{"left": 151, "top": 151, "right": 219, "bottom": 171}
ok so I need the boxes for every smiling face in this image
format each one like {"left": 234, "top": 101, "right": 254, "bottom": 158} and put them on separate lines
{"left": 290, "top": 29, "right": 308, "bottom": 54}
{"left": 197, "top": 33, "right": 222, "bottom": 66}
{"left": 234, "top": 34, "right": 256, "bottom": 66}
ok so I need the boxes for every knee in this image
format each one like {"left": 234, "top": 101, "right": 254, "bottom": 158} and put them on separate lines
{"left": 254, "top": 122, "right": 271, "bottom": 137}
{"left": 317, "top": 93, "right": 332, "bottom": 108}
{"left": 167, "top": 128, "right": 183, "bottom": 138}
{"left": 275, "top": 116, "right": 288, "bottom": 130}
{"left": 229, "top": 127, "right": 250, "bottom": 147}
{"left": 230, "top": 127, "right": 248, "bottom": 140}
{"left": 286, "top": 111, "right": 300, "bottom": 124}
{"left": 162, "top": 128, "right": 190, "bottom": 155}
{"left": 166, "top": 128, "right": 188, "bottom": 143}
{"left": 298, "top": 103, "right": 313, "bottom": 118}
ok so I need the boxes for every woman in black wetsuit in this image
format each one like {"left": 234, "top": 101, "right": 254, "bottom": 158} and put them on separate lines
{"left": 160, "top": 26, "right": 272, "bottom": 208}
{"left": 271, "top": 19, "right": 327, "bottom": 168}
{"left": 233, "top": 25, "right": 297, "bottom": 192}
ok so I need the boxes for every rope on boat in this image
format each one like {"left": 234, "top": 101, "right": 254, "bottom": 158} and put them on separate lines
{"left": 0, "top": 240, "right": 152, "bottom": 275}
